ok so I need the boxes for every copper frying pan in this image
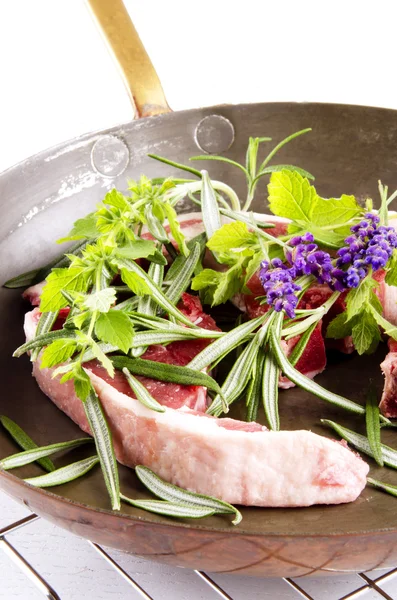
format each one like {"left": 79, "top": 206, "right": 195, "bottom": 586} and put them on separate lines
{"left": 1, "top": 0, "right": 397, "bottom": 577}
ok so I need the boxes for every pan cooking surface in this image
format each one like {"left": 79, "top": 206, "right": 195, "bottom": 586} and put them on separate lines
{"left": 1, "top": 103, "right": 397, "bottom": 574}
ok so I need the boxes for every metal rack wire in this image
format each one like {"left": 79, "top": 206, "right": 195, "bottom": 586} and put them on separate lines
{"left": 1, "top": 511, "right": 396, "bottom": 600}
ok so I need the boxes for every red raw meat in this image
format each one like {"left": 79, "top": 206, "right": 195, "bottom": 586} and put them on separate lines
{"left": 25, "top": 292, "right": 220, "bottom": 413}
{"left": 380, "top": 338, "right": 397, "bottom": 418}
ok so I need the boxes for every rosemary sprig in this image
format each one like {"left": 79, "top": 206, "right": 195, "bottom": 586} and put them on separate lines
{"left": 25, "top": 456, "right": 99, "bottom": 488}
{"left": 133, "top": 465, "right": 242, "bottom": 525}
{"left": 322, "top": 420, "right": 397, "bottom": 468}
{"left": 83, "top": 388, "right": 120, "bottom": 511}
{"left": 122, "top": 368, "right": 165, "bottom": 413}
{"left": 270, "top": 329, "right": 367, "bottom": 416}
{"left": 0, "top": 438, "right": 93, "bottom": 471}
{"left": 246, "top": 348, "right": 266, "bottom": 422}
{"left": 365, "top": 387, "right": 384, "bottom": 467}
{"left": 112, "top": 356, "right": 224, "bottom": 396}
{"left": 367, "top": 477, "right": 397, "bottom": 498}
{"left": 0, "top": 415, "right": 55, "bottom": 472}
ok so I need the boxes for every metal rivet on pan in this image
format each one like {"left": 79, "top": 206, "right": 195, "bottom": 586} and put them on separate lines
{"left": 194, "top": 115, "right": 235, "bottom": 154}
{"left": 91, "top": 135, "right": 130, "bottom": 177}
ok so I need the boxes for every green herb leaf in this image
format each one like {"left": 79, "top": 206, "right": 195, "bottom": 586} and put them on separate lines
{"left": 262, "top": 351, "right": 280, "bottom": 431}
{"left": 246, "top": 347, "right": 266, "bottom": 422}
{"left": 208, "top": 318, "right": 272, "bottom": 417}
{"left": 326, "top": 312, "right": 353, "bottom": 340}
{"left": 112, "top": 356, "right": 223, "bottom": 396}
{"left": 321, "top": 419, "right": 397, "bottom": 468}
{"left": 165, "top": 242, "right": 201, "bottom": 306}
{"left": 187, "top": 313, "right": 267, "bottom": 371}
{"left": 40, "top": 339, "right": 77, "bottom": 369}
{"left": 144, "top": 205, "right": 169, "bottom": 243}
{"left": 0, "top": 416, "right": 55, "bottom": 472}
{"left": 207, "top": 222, "right": 256, "bottom": 254}
{"left": 83, "top": 288, "right": 116, "bottom": 313}
{"left": 367, "top": 477, "right": 397, "bottom": 498}
{"left": 3, "top": 269, "right": 42, "bottom": 289}
{"left": 163, "top": 203, "right": 189, "bottom": 256}
{"left": 73, "top": 367, "right": 92, "bottom": 401}
{"left": 122, "top": 368, "right": 165, "bottom": 412}
{"left": 83, "top": 387, "right": 120, "bottom": 510}
{"left": 13, "top": 329, "right": 77, "bottom": 358}
{"left": 79, "top": 334, "right": 114, "bottom": 378}
{"left": 270, "top": 330, "right": 366, "bottom": 416}
{"left": 25, "top": 455, "right": 99, "bottom": 488}
{"left": 345, "top": 278, "right": 375, "bottom": 321}
{"left": 366, "top": 388, "right": 384, "bottom": 467}
{"left": 40, "top": 267, "right": 90, "bottom": 312}
{"left": 135, "top": 465, "right": 242, "bottom": 525}
{"left": 0, "top": 437, "right": 93, "bottom": 470}
{"left": 268, "top": 170, "right": 316, "bottom": 223}
{"left": 95, "top": 310, "right": 134, "bottom": 355}
{"left": 121, "top": 496, "right": 217, "bottom": 519}
{"left": 191, "top": 263, "right": 243, "bottom": 306}
{"left": 57, "top": 214, "right": 99, "bottom": 243}
{"left": 115, "top": 258, "right": 196, "bottom": 327}
{"left": 352, "top": 310, "right": 381, "bottom": 355}
{"left": 114, "top": 239, "right": 157, "bottom": 261}
{"left": 31, "top": 311, "right": 59, "bottom": 361}
{"left": 120, "top": 269, "right": 151, "bottom": 296}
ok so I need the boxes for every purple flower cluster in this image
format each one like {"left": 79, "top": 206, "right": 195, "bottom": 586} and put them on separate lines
{"left": 336, "top": 213, "right": 397, "bottom": 288}
{"left": 259, "top": 212, "right": 397, "bottom": 317}
{"left": 259, "top": 260, "right": 301, "bottom": 319}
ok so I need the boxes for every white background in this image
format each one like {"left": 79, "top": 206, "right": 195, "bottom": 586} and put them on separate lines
{"left": 1, "top": 0, "right": 397, "bottom": 173}
{"left": 1, "top": 1, "right": 397, "bottom": 599}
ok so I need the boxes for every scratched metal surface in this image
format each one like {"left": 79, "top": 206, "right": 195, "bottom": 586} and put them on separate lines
{"left": 1, "top": 492, "right": 396, "bottom": 600}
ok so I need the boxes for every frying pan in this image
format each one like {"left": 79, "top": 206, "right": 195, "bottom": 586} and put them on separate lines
{"left": 1, "top": 0, "right": 397, "bottom": 577}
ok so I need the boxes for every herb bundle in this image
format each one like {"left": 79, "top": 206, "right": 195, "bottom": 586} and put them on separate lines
{"left": 3, "top": 129, "right": 397, "bottom": 517}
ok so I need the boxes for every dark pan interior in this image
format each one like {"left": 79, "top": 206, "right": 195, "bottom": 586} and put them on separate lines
{"left": 1, "top": 102, "right": 397, "bottom": 575}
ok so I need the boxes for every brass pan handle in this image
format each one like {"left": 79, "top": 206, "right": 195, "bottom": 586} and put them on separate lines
{"left": 86, "top": 0, "right": 171, "bottom": 118}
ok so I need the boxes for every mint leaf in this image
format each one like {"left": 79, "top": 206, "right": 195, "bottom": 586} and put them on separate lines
{"left": 78, "top": 333, "right": 114, "bottom": 378}
{"left": 40, "top": 339, "right": 77, "bottom": 369}
{"left": 207, "top": 222, "right": 257, "bottom": 254}
{"left": 345, "top": 277, "right": 376, "bottom": 321}
{"left": 326, "top": 312, "right": 353, "bottom": 339}
{"left": 120, "top": 269, "right": 152, "bottom": 296}
{"left": 268, "top": 170, "right": 362, "bottom": 239}
{"left": 312, "top": 195, "right": 362, "bottom": 228}
{"left": 352, "top": 310, "right": 381, "bottom": 355}
{"left": 40, "top": 268, "right": 89, "bottom": 312}
{"left": 73, "top": 367, "right": 91, "bottom": 401}
{"left": 191, "top": 264, "right": 243, "bottom": 306}
{"left": 385, "top": 249, "right": 397, "bottom": 286}
{"left": 95, "top": 311, "right": 134, "bottom": 354}
{"left": 57, "top": 214, "right": 99, "bottom": 244}
{"left": 103, "top": 188, "right": 131, "bottom": 210}
{"left": 114, "top": 239, "right": 157, "bottom": 260}
{"left": 268, "top": 170, "right": 316, "bottom": 223}
{"left": 83, "top": 288, "right": 116, "bottom": 313}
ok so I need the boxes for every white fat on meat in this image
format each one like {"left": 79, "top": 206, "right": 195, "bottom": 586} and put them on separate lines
{"left": 25, "top": 309, "right": 368, "bottom": 507}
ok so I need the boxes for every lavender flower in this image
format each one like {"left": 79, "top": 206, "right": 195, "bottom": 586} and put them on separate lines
{"left": 259, "top": 259, "right": 301, "bottom": 318}
{"left": 258, "top": 212, "right": 397, "bottom": 313}
{"left": 335, "top": 212, "right": 397, "bottom": 288}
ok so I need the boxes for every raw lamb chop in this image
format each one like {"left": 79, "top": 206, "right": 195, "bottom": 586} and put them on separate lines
{"left": 25, "top": 293, "right": 219, "bottom": 413}
{"left": 25, "top": 307, "right": 369, "bottom": 506}
{"left": 380, "top": 339, "right": 397, "bottom": 418}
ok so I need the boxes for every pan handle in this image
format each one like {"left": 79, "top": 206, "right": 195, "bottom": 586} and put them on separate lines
{"left": 86, "top": 0, "right": 171, "bottom": 118}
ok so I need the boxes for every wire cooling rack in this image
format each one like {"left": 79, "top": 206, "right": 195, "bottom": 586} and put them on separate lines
{"left": 1, "top": 500, "right": 397, "bottom": 600}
